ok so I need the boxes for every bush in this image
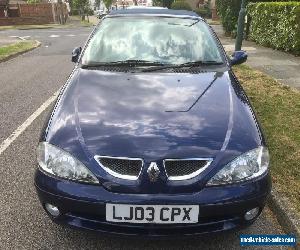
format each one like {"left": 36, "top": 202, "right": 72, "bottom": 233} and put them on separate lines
{"left": 216, "top": 0, "right": 298, "bottom": 35}
{"left": 70, "top": 8, "right": 93, "bottom": 16}
{"left": 194, "top": 4, "right": 211, "bottom": 18}
{"left": 86, "top": 8, "right": 94, "bottom": 15}
{"left": 247, "top": 2, "right": 300, "bottom": 55}
{"left": 215, "top": 0, "right": 240, "bottom": 35}
{"left": 70, "top": 9, "right": 79, "bottom": 15}
{"left": 171, "top": 0, "right": 192, "bottom": 11}
{"left": 153, "top": 0, "right": 174, "bottom": 8}
{"left": 194, "top": 8, "right": 209, "bottom": 17}
{"left": 27, "top": 0, "right": 41, "bottom": 3}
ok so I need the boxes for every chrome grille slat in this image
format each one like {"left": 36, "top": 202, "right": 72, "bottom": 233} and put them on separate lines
{"left": 164, "top": 158, "right": 212, "bottom": 181}
{"left": 95, "top": 156, "right": 143, "bottom": 180}
{"left": 95, "top": 156, "right": 212, "bottom": 181}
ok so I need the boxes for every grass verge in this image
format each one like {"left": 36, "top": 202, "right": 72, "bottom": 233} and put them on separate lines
{"left": 234, "top": 65, "right": 300, "bottom": 215}
{"left": 80, "top": 20, "right": 94, "bottom": 27}
{"left": 0, "top": 40, "right": 40, "bottom": 62}
{"left": 69, "top": 15, "right": 94, "bottom": 27}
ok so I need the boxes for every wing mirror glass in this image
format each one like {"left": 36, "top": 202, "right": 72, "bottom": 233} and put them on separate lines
{"left": 230, "top": 50, "right": 248, "bottom": 66}
{"left": 72, "top": 47, "right": 82, "bottom": 63}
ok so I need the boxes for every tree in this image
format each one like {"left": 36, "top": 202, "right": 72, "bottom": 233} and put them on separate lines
{"left": 103, "top": 0, "right": 113, "bottom": 10}
{"left": 57, "top": 0, "right": 67, "bottom": 25}
{"left": 94, "top": 0, "right": 101, "bottom": 9}
{"left": 2, "top": 0, "right": 9, "bottom": 17}
{"left": 171, "top": 0, "right": 192, "bottom": 10}
{"left": 68, "top": 0, "right": 73, "bottom": 10}
{"left": 73, "top": 0, "right": 90, "bottom": 20}
{"left": 27, "top": 0, "right": 41, "bottom": 3}
{"left": 152, "top": 0, "right": 174, "bottom": 8}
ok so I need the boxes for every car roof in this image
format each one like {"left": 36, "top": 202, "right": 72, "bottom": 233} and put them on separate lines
{"left": 107, "top": 8, "right": 201, "bottom": 19}
{"left": 126, "top": 6, "right": 168, "bottom": 9}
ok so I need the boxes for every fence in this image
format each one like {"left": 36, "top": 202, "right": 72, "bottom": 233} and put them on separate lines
{"left": 19, "top": 3, "right": 53, "bottom": 18}
{"left": 0, "top": 3, "right": 68, "bottom": 26}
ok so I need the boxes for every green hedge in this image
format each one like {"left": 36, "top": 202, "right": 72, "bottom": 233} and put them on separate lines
{"left": 216, "top": 0, "right": 299, "bottom": 35}
{"left": 248, "top": 2, "right": 300, "bottom": 55}
{"left": 171, "top": 0, "right": 192, "bottom": 11}
{"left": 194, "top": 7, "right": 212, "bottom": 18}
{"left": 194, "top": 8, "right": 208, "bottom": 17}
{"left": 215, "top": 0, "right": 241, "bottom": 34}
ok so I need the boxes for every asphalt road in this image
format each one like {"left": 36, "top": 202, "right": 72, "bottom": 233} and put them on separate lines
{"left": 0, "top": 27, "right": 287, "bottom": 250}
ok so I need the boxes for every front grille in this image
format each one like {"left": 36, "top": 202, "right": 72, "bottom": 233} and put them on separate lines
{"left": 96, "top": 156, "right": 143, "bottom": 180}
{"left": 164, "top": 159, "right": 212, "bottom": 181}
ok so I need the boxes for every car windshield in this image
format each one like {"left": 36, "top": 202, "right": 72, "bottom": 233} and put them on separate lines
{"left": 82, "top": 16, "right": 224, "bottom": 66}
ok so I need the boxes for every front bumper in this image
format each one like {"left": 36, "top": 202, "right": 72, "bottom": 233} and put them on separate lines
{"left": 35, "top": 170, "right": 271, "bottom": 237}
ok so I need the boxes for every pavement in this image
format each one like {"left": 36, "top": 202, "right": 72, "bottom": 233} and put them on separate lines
{"left": 87, "top": 15, "right": 100, "bottom": 25}
{"left": 212, "top": 25, "right": 300, "bottom": 90}
{"left": 68, "top": 15, "right": 99, "bottom": 26}
{"left": 0, "top": 25, "right": 293, "bottom": 249}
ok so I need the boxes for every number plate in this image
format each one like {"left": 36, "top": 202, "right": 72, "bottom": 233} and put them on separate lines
{"left": 106, "top": 204, "right": 199, "bottom": 224}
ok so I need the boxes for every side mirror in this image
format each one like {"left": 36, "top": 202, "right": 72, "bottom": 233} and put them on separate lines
{"left": 230, "top": 50, "right": 248, "bottom": 66}
{"left": 72, "top": 47, "right": 82, "bottom": 63}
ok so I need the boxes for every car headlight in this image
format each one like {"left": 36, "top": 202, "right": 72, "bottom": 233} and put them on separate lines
{"left": 207, "top": 146, "right": 269, "bottom": 186}
{"left": 37, "top": 142, "right": 99, "bottom": 184}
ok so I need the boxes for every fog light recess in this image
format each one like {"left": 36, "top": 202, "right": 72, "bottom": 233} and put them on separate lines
{"left": 45, "top": 203, "right": 61, "bottom": 217}
{"left": 244, "top": 207, "right": 260, "bottom": 221}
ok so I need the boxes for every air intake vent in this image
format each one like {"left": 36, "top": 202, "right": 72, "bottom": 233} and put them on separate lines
{"left": 164, "top": 159, "right": 212, "bottom": 181}
{"left": 172, "top": 68, "right": 207, "bottom": 74}
{"left": 85, "top": 66, "right": 131, "bottom": 72}
{"left": 95, "top": 156, "right": 143, "bottom": 180}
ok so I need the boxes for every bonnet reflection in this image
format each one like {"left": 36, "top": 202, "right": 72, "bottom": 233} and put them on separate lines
{"left": 75, "top": 71, "right": 227, "bottom": 159}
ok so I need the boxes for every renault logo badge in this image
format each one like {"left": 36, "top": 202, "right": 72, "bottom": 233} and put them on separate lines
{"left": 147, "top": 162, "right": 160, "bottom": 182}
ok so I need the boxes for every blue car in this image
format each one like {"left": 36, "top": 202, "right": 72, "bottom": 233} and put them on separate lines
{"left": 35, "top": 8, "right": 271, "bottom": 237}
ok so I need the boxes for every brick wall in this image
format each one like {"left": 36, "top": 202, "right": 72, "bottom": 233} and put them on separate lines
{"left": 0, "top": 3, "right": 69, "bottom": 26}
{"left": 0, "top": 16, "right": 52, "bottom": 25}
{"left": 19, "top": 3, "right": 53, "bottom": 18}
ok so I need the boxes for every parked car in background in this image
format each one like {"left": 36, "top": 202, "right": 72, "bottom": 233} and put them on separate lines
{"left": 35, "top": 8, "right": 271, "bottom": 237}
{"left": 96, "top": 9, "right": 107, "bottom": 18}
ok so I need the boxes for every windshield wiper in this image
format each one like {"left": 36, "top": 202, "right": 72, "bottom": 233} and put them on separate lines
{"left": 81, "top": 60, "right": 164, "bottom": 68}
{"left": 141, "top": 60, "right": 224, "bottom": 72}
